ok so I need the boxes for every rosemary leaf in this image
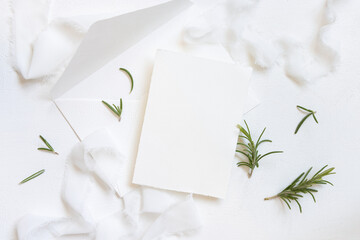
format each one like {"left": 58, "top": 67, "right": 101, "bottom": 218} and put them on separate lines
{"left": 102, "top": 101, "right": 119, "bottom": 116}
{"left": 295, "top": 105, "right": 318, "bottom": 134}
{"left": 312, "top": 114, "right": 319, "bottom": 123}
{"left": 264, "top": 165, "right": 335, "bottom": 213}
{"left": 297, "top": 105, "right": 312, "bottom": 112}
{"left": 295, "top": 113, "right": 312, "bottom": 134}
{"left": 235, "top": 120, "right": 283, "bottom": 178}
{"left": 39, "top": 135, "right": 53, "bottom": 150}
{"left": 119, "top": 68, "right": 134, "bottom": 94}
{"left": 102, "top": 98, "right": 123, "bottom": 121}
{"left": 38, "top": 135, "right": 58, "bottom": 155}
{"left": 19, "top": 169, "right": 45, "bottom": 185}
{"left": 120, "top": 98, "right": 123, "bottom": 114}
{"left": 37, "top": 148, "right": 54, "bottom": 152}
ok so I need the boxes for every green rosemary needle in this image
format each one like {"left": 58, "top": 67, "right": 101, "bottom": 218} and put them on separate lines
{"left": 119, "top": 67, "right": 134, "bottom": 94}
{"left": 102, "top": 98, "right": 123, "bottom": 121}
{"left": 236, "top": 120, "right": 283, "bottom": 178}
{"left": 37, "top": 135, "right": 58, "bottom": 155}
{"left": 295, "top": 105, "right": 318, "bottom": 134}
{"left": 19, "top": 169, "right": 45, "bottom": 185}
{"left": 264, "top": 165, "right": 335, "bottom": 213}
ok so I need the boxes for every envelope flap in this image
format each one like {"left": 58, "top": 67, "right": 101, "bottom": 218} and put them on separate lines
{"left": 51, "top": 0, "right": 192, "bottom": 99}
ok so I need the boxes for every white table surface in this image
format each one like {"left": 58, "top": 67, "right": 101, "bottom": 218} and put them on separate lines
{"left": 1, "top": 0, "right": 360, "bottom": 239}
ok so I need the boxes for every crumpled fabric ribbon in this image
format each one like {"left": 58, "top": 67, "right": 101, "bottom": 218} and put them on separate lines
{"left": 17, "top": 215, "right": 94, "bottom": 240}
{"left": 12, "top": 0, "right": 87, "bottom": 80}
{"left": 17, "top": 129, "right": 202, "bottom": 240}
{"left": 142, "top": 195, "right": 202, "bottom": 240}
{"left": 11, "top": 0, "right": 164, "bottom": 81}
{"left": 183, "top": 0, "right": 341, "bottom": 83}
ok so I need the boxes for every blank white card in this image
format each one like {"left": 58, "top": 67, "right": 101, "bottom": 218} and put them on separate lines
{"left": 133, "top": 50, "right": 252, "bottom": 198}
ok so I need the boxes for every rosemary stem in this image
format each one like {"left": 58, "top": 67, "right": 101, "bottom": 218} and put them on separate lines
{"left": 264, "top": 195, "right": 278, "bottom": 201}
{"left": 248, "top": 168, "right": 254, "bottom": 178}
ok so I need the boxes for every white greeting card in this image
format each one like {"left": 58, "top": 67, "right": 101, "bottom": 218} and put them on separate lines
{"left": 133, "top": 50, "right": 252, "bottom": 198}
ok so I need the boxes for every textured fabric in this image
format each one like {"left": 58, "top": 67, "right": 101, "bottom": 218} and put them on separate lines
{"left": 183, "top": 0, "right": 341, "bottom": 83}
{"left": 11, "top": 0, "right": 170, "bottom": 81}
{"left": 17, "top": 129, "right": 202, "bottom": 240}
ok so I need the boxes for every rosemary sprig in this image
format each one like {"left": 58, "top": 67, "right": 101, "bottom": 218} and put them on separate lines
{"left": 295, "top": 105, "right": 318, "bottom": 134}
{"left": 236, "top": 121, "right": 283, "bottom": 178}
{"left": 19, "top": 169, "right": 45, "bottom": 185}
{"left": 37, "top": 135, "right": 58, "bottom": 155}
{"left": 264, "top": 165, "right": 335, "bottom": 213}
{"left": 102, "top": 98, "right": 123, "bottom": 121}
{"left": 119, "top": 67, "right": 134, "bottom": 94}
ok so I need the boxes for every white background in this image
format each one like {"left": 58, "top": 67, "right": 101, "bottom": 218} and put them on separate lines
{"left": 1, "top": 0, "right": 360, "bottom": 239}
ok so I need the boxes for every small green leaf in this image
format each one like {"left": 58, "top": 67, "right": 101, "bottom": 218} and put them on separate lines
{"left": 119, "top": 68, "right": 134, "bottom": 94}
{"left": 312, "top": 114, "right": 319, "bottom": 123}
{"left": 280, "top": 197, "right": 292, "bottom": 210}
{"left": 236, "top": 150, "right": 250, "bottom": 158}
{"left": 102, "top": 101, "right": 120, "bottom": 117}
{"left": 119, "top": 98, "right": 123, "bottom": 115}
{"left": 102, "top": 99, "right": 123, "bottom": 121}
{"left": 257, "top": 139, "right": 272, "bottom": 145}
{"left": 257, "top": 151, "right": 283, "bottom": 162}
{"left": 297, "top": 105, "right": 312, "bottom": 112}
{"left": 37, "top": 148, "right": 53, "bottom": 152}
{"left": 295, "top": 105, "right": 318, "bottom": 134}
{"left": 237, "top": 162, "right": 251, "bottom": 168}
{"left": 19, "top": 169, "right": 45, "bottom": 185}
{"left": 294, "top": 199, "right": 302, "bottom": 213}
{"left": 255, "top": 127, "right": 266, "bottom": 147}
{"left": 38, "top": 136, "right": 58, "bottom": 154}
{"left": 308, "top": 191, "right": 316, "bottom": 203}
{"left": 295, "top": 113, "right": 312, "bottom": 134}
{"left": 39, "top": 135, "right": 53, "bottom": 150}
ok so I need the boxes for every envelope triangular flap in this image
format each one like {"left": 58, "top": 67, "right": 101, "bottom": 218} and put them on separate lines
{"left": 51, "top": 0, "right": 192, "bottom": 99}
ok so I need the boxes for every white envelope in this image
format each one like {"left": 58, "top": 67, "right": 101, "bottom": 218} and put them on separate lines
{"left": 52, "top": 0, "right": 259, "bottom": 196}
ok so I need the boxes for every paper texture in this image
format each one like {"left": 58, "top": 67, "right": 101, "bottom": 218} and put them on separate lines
{"left": 133, "top": 50, "right": 252, "bottom": 198}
